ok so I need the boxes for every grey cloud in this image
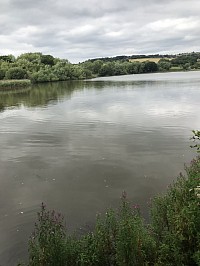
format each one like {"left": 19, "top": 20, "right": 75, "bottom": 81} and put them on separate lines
{"left": 0, "top": 0, "right": 200, "bottom": 62}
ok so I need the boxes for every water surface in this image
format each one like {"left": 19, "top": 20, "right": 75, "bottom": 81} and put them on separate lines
{"left": 0, "top": 71, "right": 200, "bottom": 264}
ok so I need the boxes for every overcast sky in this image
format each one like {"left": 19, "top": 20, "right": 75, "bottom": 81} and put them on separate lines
{"left": 0, "top": 0, "right": 200, "bottom": 62}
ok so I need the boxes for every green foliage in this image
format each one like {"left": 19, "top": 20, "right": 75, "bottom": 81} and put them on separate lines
{"left": 41, "top": 54, "right": 55, "bottom": 66}
{"left": 143, "top": 61, "right": 158, "bottom": 73}
{"left": 27, "top": 154, "right": 200, "bottom": 266}
{"left": 28, "top": 197, "right": 156, "bottom": 266}
{"left": 191, "top": 130, "right": 200, "bottom": 153}
{"left": 5, "top": 67, "right": 28, "bottom": 79}
{"left": 171, "top": 54, "right": 198, "bottom": 66}
{"left": 158, "top": 59, "right": 171, "bottom": 72}
{"left": 17, "top": 53, "right": 42, "bottom": 63}
{"left": 0, "top": 79, "right": 31, "bottom": 90}
{"left": 29, "top": 203, "right": 68, "bottom": 265}
{"left": 115, "top": 196, "right": 156, "bottom": 266}
{"left": 0, "top": 54, "right": 15, "bottom": 63}
{"left": 151, "top": 157, "right": 200, "bottom": 265}
{"left": 99, "top": 62, "right": 115, "bottom": 76}
{"left": 1, "top": 52, "right": 199, "bottom": 83}
{"left": 0, "top": 68, "right": 6, "bottom": 80}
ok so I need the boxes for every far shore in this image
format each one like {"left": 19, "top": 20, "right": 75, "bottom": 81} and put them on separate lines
{"left": 0, "top": 69, "right": 200, "bottom": 91}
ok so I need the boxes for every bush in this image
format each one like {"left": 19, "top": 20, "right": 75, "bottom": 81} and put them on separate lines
{"left": 27, "top": 156, "right": 200, "bottom": 265}
{"left": 0, "top": 69, "right": 6, "bottom": 80}
{"left": 151, "top": 157, "right": 200, "bottom": 265}
{"left": 29, "top": 203, "right": 68, "bottom": 265}
{"left": 5, "top": 67, "right": 28, "bottom": 79}
{"left": 0, "top": 79, "right": 31, "bottom": 90}
{"left": 28, "top": 196, "right": 156, "bottom": 265}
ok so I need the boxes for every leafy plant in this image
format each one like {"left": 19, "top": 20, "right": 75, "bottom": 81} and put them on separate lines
{"left": 151, "top": 157, "right": 200, "bottom": 265}
{"left": 191, "top": 130, "right": 200, "bottom": 153}
{"left": 27, "top": 155, "right": 200, "bottom": 266}
{"left": 29, "top": 203, "right": 68, "bottom": 265}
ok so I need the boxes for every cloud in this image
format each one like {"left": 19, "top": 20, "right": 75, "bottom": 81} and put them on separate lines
{"left": 0, "top": 0, "right": 200, "bottom": 62}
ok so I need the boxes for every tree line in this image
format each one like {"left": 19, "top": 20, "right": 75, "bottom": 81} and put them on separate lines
{"left": 0, "top": 53, "right": 91, "bottom": 82}
{"left": 0, "top": 52, "right": 200, "bottom": 83}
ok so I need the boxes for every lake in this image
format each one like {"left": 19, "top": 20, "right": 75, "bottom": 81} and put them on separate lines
{"left": 0, "top": 71, "right": 200, "bottom": 265}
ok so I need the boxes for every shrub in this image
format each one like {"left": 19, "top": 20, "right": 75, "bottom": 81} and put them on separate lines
{"left": 5, "top": 67, "right": 28, "bottom": 79}
{"left": 27, "top": 156, "right": 200, "bottom": 266}
{"left": 151, "top": 157, "right": 200, "bottom": 265}
{"left": 28, "top": 197, "right": 156, "bottom": 266}
{"left": 0, "top": 69, "right": 6, "bottom": 80}
{"left": 29, "top": 203, "right": 68, "bottom": 266}
{"left": 0, "top": 79, "right": 31, "bottom": 90}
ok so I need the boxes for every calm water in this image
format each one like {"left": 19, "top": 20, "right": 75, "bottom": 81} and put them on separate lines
{"left": 0, "top": 71, "right": 200, "bottom": 264}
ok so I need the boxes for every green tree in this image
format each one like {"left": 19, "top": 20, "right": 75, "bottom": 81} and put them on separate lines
{"left": 143, "top": 61, "right": 158, "bottom": 73}
{"left": 158, "top": 59, "right": 171, "bottom": 71}
{"left": 5, "top": 67, "right": 28, "bottom": 79}
{"left": 113, "top": 62, "right": 127, "bottom": 75}
{"left": 41, "top": 54, "right": 55, "bottom": 66}
{"left": 17, "top": 53, "right": 42, "bottom": 63}
{"left": 0, "top": 69, "right": 5, "bottom": 80}
{"left": 92, "top": 60, "right": 103, "bottom": 74}
{"left": 0, "top": 54, "right": 15, "bottom": 63}
{"left": 99, "top": 62, "right": 115, "bottom": 76}
{"left": 52, "top": 61, "right": 72, "bottom": 81}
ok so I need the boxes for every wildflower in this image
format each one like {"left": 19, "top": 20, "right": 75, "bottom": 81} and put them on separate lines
{"left": 132, "top": 204, "right": 139, "bottom": 209}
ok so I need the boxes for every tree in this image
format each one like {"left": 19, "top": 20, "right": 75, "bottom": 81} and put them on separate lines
{"left": 5, "top": 67, "right": 28, "bottom": 79}
{"left": 143, "top": 61, "right": 158, "bottom": 73}
{"left": 92, "top": 60, "right": 103, "bottom": 74}
{"left": 158, "top": 59, "right": 171, "bottom": 71}
{"left": 99, "top": 62, "right": 115, "bottom": 76}
{"left": 0, "top": 55, "right": 15, "bottom": 63}
{"left": 113, "top": 62, "right": 127, "bottom": 75}
{"left": 17, "top": 53, "right": 42, "bottom": 64}
{"left": 41, "top": 55, "right": 55, "bottom": 66}
{"left": 0, "top": 69, "right": 5, "bottom": 80}
{"left": 53, "top": 62, "right": 72, "bottom": 81}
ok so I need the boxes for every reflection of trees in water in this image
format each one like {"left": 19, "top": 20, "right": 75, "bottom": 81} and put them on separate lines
{"left": 0, "top": 81, "right": 84, "bottom": 109}
{"left": 0, "top": 79, "right": 158, "bottom": 111}
{"left": 0, "top": 80, "right": 119, "bottom": 110}
{"left": 0, "top": 102, "right": 5, "bottom": 113}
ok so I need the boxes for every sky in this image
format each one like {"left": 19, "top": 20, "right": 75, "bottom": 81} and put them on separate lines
{"left": 0, "top": 0, "right": 200, "bottom": 63}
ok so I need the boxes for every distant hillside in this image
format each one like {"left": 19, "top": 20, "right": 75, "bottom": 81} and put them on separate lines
{"left": 86, "top": 52, "right": 200, "bottom": 63}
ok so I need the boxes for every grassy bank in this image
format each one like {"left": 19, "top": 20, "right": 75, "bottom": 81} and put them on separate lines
{"left": 24, "top": 155, "right": 200, "bottom": 266}
{"left": 0, "top": 79, "right": 31, "bottom": 90}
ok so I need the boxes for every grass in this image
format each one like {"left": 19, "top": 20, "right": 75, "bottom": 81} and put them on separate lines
{"left": 129, "top": 57, "right": 173, "bottom": 63}
{"left": 0, "top": 79, "right": 31, "bottom": 90}
{"left": 26, "top": 154, "right": 200, "bottom": 266}
{"left": 169, "top": 66, "right": 183, "bottom": 71}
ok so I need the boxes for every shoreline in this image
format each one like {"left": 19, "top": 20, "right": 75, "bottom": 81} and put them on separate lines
{"left": 0, "top": 79, "right": 31, "bottom": 91}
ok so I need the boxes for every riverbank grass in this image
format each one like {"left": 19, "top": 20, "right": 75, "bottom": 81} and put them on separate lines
{"left": 0, "top": 79, "right": 31, "bottom": 90}
{"left": 27, "top": 156, "right": 200, "bottom": 266}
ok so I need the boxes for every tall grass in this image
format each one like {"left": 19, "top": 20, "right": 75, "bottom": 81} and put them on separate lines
{"left": 0, "top": 79, "right": 31, "bottom": 90}
{"left": 27, "top": 156, "right": 200, "bottom": 266}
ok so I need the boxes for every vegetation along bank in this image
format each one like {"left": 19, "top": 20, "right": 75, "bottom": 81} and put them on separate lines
{"left": 19, "top": 132, "right": 200, "bottom": 265}
{"left": 0, "top": 79, "right": 31, "bottom": 90}
{"left": 0, "top": 52, "right": 200, "bottom": 87}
